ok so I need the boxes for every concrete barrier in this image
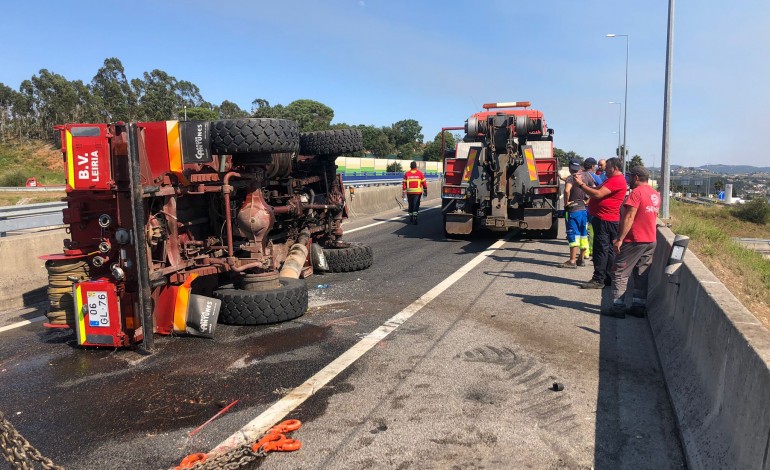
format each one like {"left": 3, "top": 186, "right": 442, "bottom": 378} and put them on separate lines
{"left": 648, "top": 226, "right": 770, "bottom": 469}
{"left": 0, "top": 183, "right": 442, "bottom": 311}
{"left": 0, "top": 230, "right": 64, "bottom": 309}
{"left": 346, "top": 180, "right": 440, "bottom": 219}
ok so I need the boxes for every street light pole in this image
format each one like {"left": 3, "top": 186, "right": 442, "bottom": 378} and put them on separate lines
{"left": 660, "top": 0, "right": 675, "bottom": 218}
{"left": 607, "top": 33, "right": 629, "bottom": 175}
{"left": 609, "top": 101, "right": 622, "bottom": 157}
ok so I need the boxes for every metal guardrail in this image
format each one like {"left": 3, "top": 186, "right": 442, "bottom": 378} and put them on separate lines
{"left": 344, "top": 174, "right": 441, "bottom": 187}
{"left": 0, "top": 186, "right": 66, "bottom": 192}
{"left": 0, "top": 202, "right": 66, "bottom": 236}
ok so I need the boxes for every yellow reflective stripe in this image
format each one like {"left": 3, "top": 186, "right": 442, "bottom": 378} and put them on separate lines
{"left": 66, "top": 130, "right": 75, "bottom": 190}
{"left": 166, "top": 120, "right": 189, "bottom": 185}
{"left": 524, "top": 147, "right": 538, "bottom": 181}
{"left": 75, "top": 285, "right": 86, "bottom": 345}
{"left": 463, "top": 148, "right": 478, "bottom": 184}
{"left": 173, "top": 273, "right": 198, "bottom": 332}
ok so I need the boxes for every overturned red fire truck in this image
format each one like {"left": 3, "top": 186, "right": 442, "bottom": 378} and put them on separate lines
{"left": 42, "top": 119, "right": 371, "bottom": 349}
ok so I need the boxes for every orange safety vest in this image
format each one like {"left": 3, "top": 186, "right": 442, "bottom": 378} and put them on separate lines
{"left": 402, "top": 169, "right": 427, "bottom": 194}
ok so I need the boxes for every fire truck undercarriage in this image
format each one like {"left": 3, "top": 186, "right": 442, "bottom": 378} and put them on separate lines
{"left": 43, "top": 119, "right": 371, "bottom": 349}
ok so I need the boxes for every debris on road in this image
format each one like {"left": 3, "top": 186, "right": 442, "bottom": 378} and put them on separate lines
{"left": 188, "top": 400, "right": 239, "bottom": 437}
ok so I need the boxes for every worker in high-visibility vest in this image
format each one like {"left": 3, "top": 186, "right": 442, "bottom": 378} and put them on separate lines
{"left": 402, "top": 161, "right": 428, "bottom": 225}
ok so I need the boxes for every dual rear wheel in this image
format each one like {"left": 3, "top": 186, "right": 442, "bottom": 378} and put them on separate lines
{"left": 214, "top": 244, "right": 373, "bottom": 325}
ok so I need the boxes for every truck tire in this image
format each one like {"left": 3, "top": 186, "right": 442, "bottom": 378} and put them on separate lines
{"left": 300, "top": 129, "right": 363, "bottom": 156}
{"left": 213, "top": 278, "right": 308, "bottom": 325}
{"left": 210, "top": 118, "right": 299, "bottom": 155}
{"left": 322, "top": 244, "right": 373, "bottom": 272}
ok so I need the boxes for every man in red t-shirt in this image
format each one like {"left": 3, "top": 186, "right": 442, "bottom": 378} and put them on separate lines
{"left": 607, "top": 165, "right": 660, "bottom": 318}
{"left": 574, "top": 157, "right": 626, "bottom": 290}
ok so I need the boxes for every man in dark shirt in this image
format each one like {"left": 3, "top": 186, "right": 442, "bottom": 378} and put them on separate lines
{"left": 561, "top": 159, "right": 595, "bottom": 268}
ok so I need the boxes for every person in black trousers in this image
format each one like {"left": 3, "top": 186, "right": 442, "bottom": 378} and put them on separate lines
{"left": 573, "top": 157, "right": 627, "bottom": 289}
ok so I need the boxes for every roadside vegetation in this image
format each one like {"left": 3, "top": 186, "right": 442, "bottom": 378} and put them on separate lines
{"left": 0, "top": 139, "right": 63, "bottom": 186}
{"left": 669, "top": 200, "right": 770, "bottom": 328}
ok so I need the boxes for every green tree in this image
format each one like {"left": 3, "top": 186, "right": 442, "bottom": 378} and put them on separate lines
{"left": 184, "top": 107, "right": 219, "bottom": 121}
{"left": 386, "top": 161, "right": 403, "bottom": 173}
{"left": 251, "top": 98, "right": 286, "bottom": 119}
{"left": 422, "top": 130, "right": 456, "bottom": 162}
{"left": 176, "top": 80, "right": 205, "bottom": 108}
{"left": 356, "top": 125, "right": 394, "bottom": 157}
{"left": 70, "top": 79, "right": 101, "bottom": 123}
{"left": 389, "top": 119, "right": 423, "bottom": 153}
{"left": 284, "top": 99, "right": 334, "bottom": 132}
{"left": 132, "top": 70, "right": 180, "bottom": 121}
{"left": 217, "top": 100, "right": 249, "bottom": 119}
{"left": 553, "top": 147, "right": 582, "bottom": 168}
{"left": 90, "top": 58, "right": 137, "bottom": 122}
{"left": 0, "top": 83, "right": 18, "bottom": 141}
{"left": 714, "top": 179, "right": 725, "bottom": 192}
{"left": 11, "top": 80, "right": 35, "bottom": 139}
{"left": 29, "top": 69, "right": 84, "bottom": 139}
{"left": 627, "top": 155, "right": 644, "bottom": 171}
{"left": 397, "top": 143, "right": 417, "bottom": 159}
{"left": 732, "top": 198, "right": 770, "bottom": 224}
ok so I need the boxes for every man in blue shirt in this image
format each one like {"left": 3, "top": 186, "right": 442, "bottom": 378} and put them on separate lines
{"left": 595, "top": 159, "right": 609, "bottom": 183}
{"left": 584, "top": 158, "right": 604, "bottom": 186}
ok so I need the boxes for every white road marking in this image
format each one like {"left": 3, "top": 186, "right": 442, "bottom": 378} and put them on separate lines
{"left": 0, "top": 315, "right": 46, "bottom": 334}
{"left": 211, "top": 232, "right": 512, "bottom": 454}
{"left": 344, "top": 205, "right": 440, "bottom": 234}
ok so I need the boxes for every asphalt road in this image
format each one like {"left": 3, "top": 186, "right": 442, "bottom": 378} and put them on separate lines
{"left": 0, "top": 204, "right": 684, "bottom": 469}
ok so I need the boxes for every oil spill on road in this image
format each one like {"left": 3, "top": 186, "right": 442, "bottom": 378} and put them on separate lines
{"left": 0, "top": 321, "right": 349, "bottom": 464}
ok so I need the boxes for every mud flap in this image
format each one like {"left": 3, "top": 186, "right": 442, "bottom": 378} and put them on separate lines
{"left": 445, "top": 213, "right": 474, "bottom": 234}
{"left": 186, "top": 295, "right": 221, "bottom": 338}
{"left": 523, "top": 208, "right": 553, "bottom": 230}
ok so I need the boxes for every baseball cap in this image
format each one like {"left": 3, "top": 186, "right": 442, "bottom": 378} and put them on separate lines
{"left": 568, "top": 159, "right": 581, "bottom": 171}
{"left": 583, "top": 157, "right": 597, "bottom": 169}
{"left": 628, "top": 166, "right": 650, "bottom": 179}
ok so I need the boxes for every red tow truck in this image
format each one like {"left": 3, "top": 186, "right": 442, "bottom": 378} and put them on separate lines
{"left": 441, "top": 101, "right": 560, "bottom": 238}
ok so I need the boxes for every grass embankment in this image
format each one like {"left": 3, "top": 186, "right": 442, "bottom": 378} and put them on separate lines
{"left": 0, "top": 140, "right": 66, "bottom": 206}
{"left": 0, "top": 191, "right": 66, "bottom": 206}
{"left": 669, "top": 201, "right": 770, "bottom": 328}
{"left": 0, "top": 139, "right": 64, "bottom": 186}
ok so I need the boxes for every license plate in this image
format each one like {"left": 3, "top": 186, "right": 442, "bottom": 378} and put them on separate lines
{"left": 87, "top": 291, "right": 110, "bottom": 327}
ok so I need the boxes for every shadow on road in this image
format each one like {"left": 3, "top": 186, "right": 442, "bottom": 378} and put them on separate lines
{"left": 486, "top": 270, "right": 585, "bottom": 288}
{"left": 592, "top": 288, "right": 685, "bottom": 468}
{"left": 506, "top": 292, "right": 600, "bottom": 314}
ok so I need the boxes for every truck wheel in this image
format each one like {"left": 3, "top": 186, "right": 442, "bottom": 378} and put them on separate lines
{"left": 300, "top": 129, "right": 363, "bottom": 156}
{"left": 213, "top": 278, "right": 308, "bottom": 325}
{"left": 210, "top": 118, "right": 299, "bottom": 155}
{"left": 322, "top": 244, "right": 373, "bottom": 272}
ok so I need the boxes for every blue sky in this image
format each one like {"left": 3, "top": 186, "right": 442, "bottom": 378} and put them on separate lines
{"left": 1, "top": 0, "right": 768, "bottom": 168}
